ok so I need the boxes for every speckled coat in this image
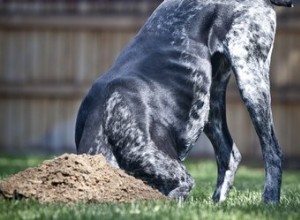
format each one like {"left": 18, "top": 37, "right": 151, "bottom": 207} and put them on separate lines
{"left": 76, "top": 0, "right": 293, "bottom": 203}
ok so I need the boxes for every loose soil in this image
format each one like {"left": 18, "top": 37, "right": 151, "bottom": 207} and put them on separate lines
{"left": 0, "top": 154, "right": 166, "bottom": 203}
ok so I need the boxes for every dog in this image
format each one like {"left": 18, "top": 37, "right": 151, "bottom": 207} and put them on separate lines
{"left": 75, "top": 0, "right": 293, "bottom": 203}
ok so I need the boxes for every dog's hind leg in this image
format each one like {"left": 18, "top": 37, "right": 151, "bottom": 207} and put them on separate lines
{"left": 104, "top": 91, "right": 195, "bottom": 200}
{"left": 204, "top": 53, "right": 241, "bottom": 202}
{"left": 225, "top": 11, "right": 282, "bottom": 203}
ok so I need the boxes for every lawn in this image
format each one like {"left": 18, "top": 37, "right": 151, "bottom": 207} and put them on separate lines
{"left": 0, "top": 155, "right": 299, "bottom": 220}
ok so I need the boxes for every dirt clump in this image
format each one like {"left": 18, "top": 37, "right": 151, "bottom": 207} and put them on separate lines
{"left": 0, "top": 154, "right": 166, "bottom": 203}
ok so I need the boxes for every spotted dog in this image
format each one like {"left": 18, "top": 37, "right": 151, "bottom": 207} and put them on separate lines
{"left": 75, "top": 0, "right": 293, "bottom": 203}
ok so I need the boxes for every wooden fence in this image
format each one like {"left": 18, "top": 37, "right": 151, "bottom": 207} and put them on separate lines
{"left": 0, "top": 5, "right": 299, "bottom": 165}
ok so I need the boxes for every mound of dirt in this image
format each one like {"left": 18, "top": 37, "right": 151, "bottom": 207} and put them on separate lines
{"left": 0, "top": 154, "right": 166, "bottom": 203}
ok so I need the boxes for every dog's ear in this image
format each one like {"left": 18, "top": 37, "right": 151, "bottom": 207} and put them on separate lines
{"left": 270, "top": 0, "right": 294, "bottom": 7}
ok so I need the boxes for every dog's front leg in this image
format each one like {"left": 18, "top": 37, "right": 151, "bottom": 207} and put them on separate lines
{"left": 204, "top": 54, "right": 241, "bottom": 202}
{"left": 225, "top": 9, "right": 282, "bottom": 203}
{"left": 233, "top": 56, "right": 282, "bottom": 204}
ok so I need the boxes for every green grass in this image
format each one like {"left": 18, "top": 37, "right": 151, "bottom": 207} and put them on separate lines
{"left": 0, "top": 155, "right": 300, "bottom": 220}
